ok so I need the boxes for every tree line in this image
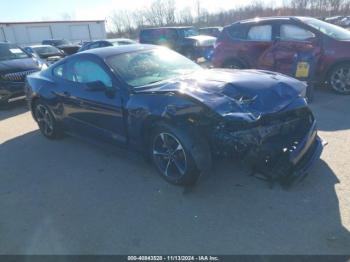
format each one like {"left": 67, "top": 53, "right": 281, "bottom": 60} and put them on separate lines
{"left": 107, "top": 0, "right": 350, "bottom": 38}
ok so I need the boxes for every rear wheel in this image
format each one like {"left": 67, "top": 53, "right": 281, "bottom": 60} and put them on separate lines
{"left": 329, "top": 63, "right": 350, "bottom": 94}
{"left": 150, "top": 123, "right": 205, "bottom": 186}
{"left": 34, "top": 101, "right": 62, "bottom": 139}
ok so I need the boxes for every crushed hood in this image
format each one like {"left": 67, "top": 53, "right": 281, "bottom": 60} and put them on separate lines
{"left": 138, "top": 69, "right": 307, "bottom": 121}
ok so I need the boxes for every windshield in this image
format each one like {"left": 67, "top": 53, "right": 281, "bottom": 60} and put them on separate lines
{"left": 33, "top": 46, "right": 61, "bottom": 55}
{"left": 180, "top": 28, "right": 199, "bottom": 37}
{"left": 0, "top": 44, "right": 29, "bottom": 61}
{"left": 107, "top": 48, "right": 201, "bottom": 87}
{"left": 302, "top": 17, "right": 350, "bottom": 40}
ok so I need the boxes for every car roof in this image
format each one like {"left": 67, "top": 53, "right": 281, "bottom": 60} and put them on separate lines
{"left": 233, "top": 16, "right": 309, "bottom": 25}
{"left": 79, "top": 44, "right": 156, "bottom": 58}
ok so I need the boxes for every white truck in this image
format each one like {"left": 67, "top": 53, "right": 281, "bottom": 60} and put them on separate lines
{"left": 0, "top": 20, "right": 106, "bottom": 46}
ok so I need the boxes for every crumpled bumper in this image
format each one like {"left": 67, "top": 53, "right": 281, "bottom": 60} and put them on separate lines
{"left": 282, "top": 125, "right": 326, "bottom": 186}
{"left": 257, "top": 120, "right": 326, "bottom": 187}
{"left": 213, "top": 116, "right": 326, "bottom": 187}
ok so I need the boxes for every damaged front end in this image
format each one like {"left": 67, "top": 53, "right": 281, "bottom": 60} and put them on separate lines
{"left": 212, "top": 107, "right": 325, "bottom": 187}
{"left": 137, "top": 68, "right": 325, "bottom": 187}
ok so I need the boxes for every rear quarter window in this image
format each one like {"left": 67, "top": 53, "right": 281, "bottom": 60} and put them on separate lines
{"left": 227, "top": 25, "right": 247, "bottom": 40}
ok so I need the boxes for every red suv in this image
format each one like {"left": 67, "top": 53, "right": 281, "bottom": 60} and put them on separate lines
{"left": 212, "top": 17, "right": 350, "bottom": 94}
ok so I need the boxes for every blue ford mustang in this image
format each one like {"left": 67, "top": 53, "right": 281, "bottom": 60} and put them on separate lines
{"left": 26, "top": 44, "right": 325, "bottom": 187}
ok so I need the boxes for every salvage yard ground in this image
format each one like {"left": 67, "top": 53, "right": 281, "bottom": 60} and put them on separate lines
{"left": 0, "top": 88, "right": 349, "bottom": 254}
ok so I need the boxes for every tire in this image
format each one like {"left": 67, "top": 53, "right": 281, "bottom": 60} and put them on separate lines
{"left": 33, "top": 101, "right": 62, "bottom": 139}
{"left": 328, "top": 63, "right": 350, "bottom": 95}
{"left": 223, "top": 59, "right": 245, "bottom": 69}
{"left": 150, "top": 123, "right": 208, "bottom": 186}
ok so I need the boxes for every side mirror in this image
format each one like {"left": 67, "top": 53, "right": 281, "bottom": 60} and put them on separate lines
{"left": 85, "top": 81, "right": 107, "bottom": 92}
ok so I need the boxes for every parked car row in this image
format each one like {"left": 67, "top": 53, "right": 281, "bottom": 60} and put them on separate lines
{"left": 0, "top": 42, "right": 45, "bottom": 105}
{"left": 133, "top": 17, "right": 350, "bottom": 95}
{"left": 211, "top": 16, "right": 350, "bottom": 94}
{"left": 3, "top": 15, "right": 350, "bottom": 111}
{"left": 0, "top": 37, "right": 139, "bottom": 106}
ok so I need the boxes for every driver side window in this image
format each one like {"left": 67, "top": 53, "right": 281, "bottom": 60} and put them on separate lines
{"left": 70, "top": 59, "right": 113, "bottom": 89}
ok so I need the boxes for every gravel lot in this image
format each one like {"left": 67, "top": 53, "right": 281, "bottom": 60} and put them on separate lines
{"left": 0, "top": 88, "right": 349, "bottom": 255}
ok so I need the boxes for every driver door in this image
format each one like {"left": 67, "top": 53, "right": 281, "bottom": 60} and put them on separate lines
{"left": 57, "top": 56, "right": 127, "bottom": 145}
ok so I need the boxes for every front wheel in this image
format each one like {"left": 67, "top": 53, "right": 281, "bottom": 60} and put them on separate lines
{"left": 150, "top": 124, "right": 206, "bottom": 186}
{"left": 329, "top": 63, "right": 350, "bottom": 94}
{"left": 34, "top": 101, "right": 62, "bottom": 139}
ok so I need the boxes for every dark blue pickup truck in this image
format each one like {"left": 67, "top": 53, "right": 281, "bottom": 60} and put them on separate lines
{"left": 139, "top": 27, "right": 216, "bottom": 61}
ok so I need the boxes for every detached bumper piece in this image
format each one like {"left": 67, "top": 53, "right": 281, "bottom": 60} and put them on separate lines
{"left": 251, "top": 121, "right": 325, "bottom": 188}
{"left": 212, "top": 108, "right": 325, "bottom": 188}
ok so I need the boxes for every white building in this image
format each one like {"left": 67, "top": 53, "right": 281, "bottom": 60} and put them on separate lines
{"left": 0, "top": 20, "right": 106, "bottom": 46}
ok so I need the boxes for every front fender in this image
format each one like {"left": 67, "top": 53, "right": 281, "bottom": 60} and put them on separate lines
{"left": 126, "top": 92, "right": 213, "bottom": 152}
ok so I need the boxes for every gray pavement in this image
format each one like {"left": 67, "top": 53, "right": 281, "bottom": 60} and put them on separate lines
{"left": 0, "top": 89, "right": 349, "bottom": 254}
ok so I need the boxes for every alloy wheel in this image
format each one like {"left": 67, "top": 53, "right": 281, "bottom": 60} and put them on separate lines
{"left": 330, "top": 66, "right": 350, "bottom": 93}
{"left": 152, "top": 132, "right": 187, "bottom": 179}
{"left": 35, "top": 104, "right": 54, "bottom": 136}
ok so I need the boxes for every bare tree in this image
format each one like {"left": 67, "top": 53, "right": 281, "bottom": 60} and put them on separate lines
{"left": 176, "top": 7, "right": 193, "bottom": 25}
{"left": 110, "top": 10, "right": 134, "bottom": 37}
{"left": 132, "top": 9, "right": 146, "bottom": 28}
{"left": 108, "top": 0, "right": 350, "bottom": 38}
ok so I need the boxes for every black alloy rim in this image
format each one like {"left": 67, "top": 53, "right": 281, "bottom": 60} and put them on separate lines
{"left": 153, "top": 132, "right": 187, "bottom": 179}
{"left": 330, "top": 66, "right": 350, "bottom": 93}
{"left": 35, "top": 104, "right": 54, "bottom": 136}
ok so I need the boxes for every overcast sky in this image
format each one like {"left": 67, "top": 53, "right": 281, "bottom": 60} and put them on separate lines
{"left": 0, "top": 0, "right": 278, "bottom": 23}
